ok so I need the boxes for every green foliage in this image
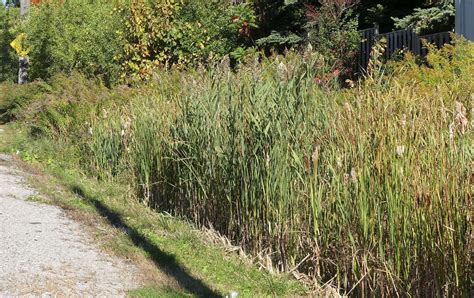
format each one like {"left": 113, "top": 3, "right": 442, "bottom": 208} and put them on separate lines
{"left": 393, "top": 0, "right": 455, "bottom": 34}
{"left": 254, "top": 0, "right": 306, "bottom": 49}
{"left": 118, "top": 0, "right": 184, "bottom": 81}
{"left": 256, "top": 30, "right": 303, "bottom": 48}
{"left": 21, "top": 0, "right": 125, "bottom": 86}
{"left": 1, "top": 127, "right": 304, "bottom": 297}
{"left": 356, "top": 0, "right": 426, "bottom": 32}
{"left": 305, "top": 0, "right": 360, "bottom": 76}
{"left": 179, "top": 1, "right": 257, "bottom": 62}
{"left": 1, "top": 72, "right": 116, "bottom": 139}
{"left": 5, "top": 0, "right": 20, "bottom": 7}
{"left": 0, "top": 5, "right": 19, "bottom": 82}
{"left": 6, "top": 40, "right": 472, "bottom": 295}
{"left": 1, "top": 0, "right": 459, "bottom": 87}
{"left": 120, "top": 0, "right": 256, "bottom": 81}
{"left": 0, "top": 80, "right": 51, "bottom": 123}
{"left": 254, "top": 0, "right": 360, "bottom": 77}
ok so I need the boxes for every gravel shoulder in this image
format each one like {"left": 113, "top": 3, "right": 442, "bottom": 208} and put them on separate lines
{"left": 0, "top": 154, "right": 140, "bottom": 296}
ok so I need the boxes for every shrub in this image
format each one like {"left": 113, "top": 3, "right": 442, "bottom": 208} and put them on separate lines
{"left": 119, "top": 0, "right": 256, "bottom": 81}
{"left": 21, "top": 0, "right": 125, "bottom": 86}
{"left": 254, "top": 0, "right": 361, "bottom": 77}
{"left": 0, "top": 80, "right": 51, "bottom": 123}
{"left": 4, "top": 72, "right": 136, "bottom": 177}
{"left": 305, "top": 0, "right": 360, "bottom": 77}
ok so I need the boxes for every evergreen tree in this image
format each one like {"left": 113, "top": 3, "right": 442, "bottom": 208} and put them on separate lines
{"left": 356, "top": 0, "right": 425, "bottom": 32}
{"left": 5, "top": 0, "right": 20, "bottom": 7}
{"left": 392, "top": 0, "right": 454, "bottom": 34}
{"left": 253, "top": 0, "right": 307, "bottom": 50}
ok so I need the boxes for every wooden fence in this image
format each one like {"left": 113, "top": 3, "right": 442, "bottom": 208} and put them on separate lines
{"left": 358, "top": 26, "right": 452, "bottom": 73}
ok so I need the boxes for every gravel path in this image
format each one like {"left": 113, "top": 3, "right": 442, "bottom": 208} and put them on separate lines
{"left": 0, "top": 154, "right": 139, "bottom": 296}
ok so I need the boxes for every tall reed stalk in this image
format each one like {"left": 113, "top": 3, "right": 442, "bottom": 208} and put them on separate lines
{"left": 57, "top": 43, "right": 473, "bottom": 295}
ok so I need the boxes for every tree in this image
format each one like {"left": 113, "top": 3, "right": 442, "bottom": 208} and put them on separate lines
{"left": 0, "top": 3, "right": 18, "bottom": 82}
{"left": 5, "top": 0, "right": 20, "bottom": 7}
{"left": 253, "top": 0, "right": 307, "bottom": 50}
{"left": 355, "top": 0, "right": 426, "bottom": 32}
{"left": 305, "top": 0, "right": 360, "bottom": 75}
{"left": 392, "top": 0, "right": 455, "bottom": 34}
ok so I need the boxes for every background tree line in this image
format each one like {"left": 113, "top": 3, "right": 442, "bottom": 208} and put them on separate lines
{"left": 0, "top": 0, "right": 455, "bottom": 84}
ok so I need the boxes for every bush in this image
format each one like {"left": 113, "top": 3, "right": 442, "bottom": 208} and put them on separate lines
{"left": 179, "top": 0, "right": 256, "bottom": 62}
{"left": 0, "top": 80, "right": 51, "bottom": 123}
{"left": 21, "top": 0, "right": 125, "bottom": 86}
{"left": 119, "top": 0, "right": 256, "bottom": 81}
{"left": 305, "top": 0, "right": 360, "bottom": 77}
{"left": 254, "top": 0, "right": 361, "bottom": 78}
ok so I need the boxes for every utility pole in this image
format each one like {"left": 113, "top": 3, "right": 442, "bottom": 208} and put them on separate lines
{"left": 20, "top": 0, "right": 30, "bottom": 16}
{"left": 19, "top": 0, "right": 30, "bottom": 84}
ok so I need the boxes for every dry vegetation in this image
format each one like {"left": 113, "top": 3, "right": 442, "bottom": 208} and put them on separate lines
{"left": 1, "top": 40, "right": 472, "bottom": 296}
